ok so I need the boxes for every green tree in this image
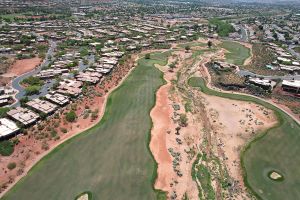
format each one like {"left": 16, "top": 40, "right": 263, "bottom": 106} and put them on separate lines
{"left": 66, "top": 111, "right": 77, "bottom": 122}
{"left": 208, "top": 40, "right": 213, "bottom": 48}
{"left": 20, "top": 97, "right": 29, "bottom": 107}
{"left": 185, "top": 45, "right": 191, "bottom": 52}
{"left": 0, "top": 107, "right": 10, "bottom": 118}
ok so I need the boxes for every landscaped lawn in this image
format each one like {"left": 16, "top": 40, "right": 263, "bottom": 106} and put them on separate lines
{"left": 2, "top": 52, "right": 170, "bottom": 200}
{"left": 188, "top": 77, "right": 300, "bottom": 200}
{"left": 220, "top": 41, "right": 250, "bottom": 66}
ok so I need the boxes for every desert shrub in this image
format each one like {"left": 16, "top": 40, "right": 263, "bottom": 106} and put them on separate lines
{"left": 179, "top": 114, "right": 188, "bottom": 127}
{"left": 83, "top": 113, "right": 89, "bottom": 119}
{"left": 37, "top": 124, "right": 44, "bottom": 131}
{"left": 185, "top": 45, "right": 191, "bottom": 51}
{"left": 54, "top": 136, "right": 60, "bottom": 141}
{"left": 71, "top": 104, "right": 77, "bottom": 111}
{"left": 12, "top": 138, "right": 20, "bottom": 145}
{"left": 91, "top": 112, "right": 98, "bottom": 121}
{"left": 50, "top": 130, "right": 57, "bottom": 138}
{"left": 60, "top": 128, "right": 68, "bottom": 133}
{"left": 53, "top": 121, "right": 60, "bottom": 128}
{"left": 7, "top": 162, "right": 16, "bottom": 170}
{"left": 41, "top": 141, "right": 49, "bottom": 151}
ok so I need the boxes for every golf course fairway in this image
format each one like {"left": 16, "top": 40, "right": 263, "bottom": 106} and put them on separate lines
{"left": 188, "top": 77, "right": 300, "bottom": 200}
{"left": 2, "top": 52, "right": 170, "bottom": 200}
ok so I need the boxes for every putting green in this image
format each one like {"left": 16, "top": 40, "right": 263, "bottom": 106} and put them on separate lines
{"left": 188, "top": 77, "right": 300, "bottom": 200}
{"left": 2, "top": 52, "right": 170, "bottom": 200}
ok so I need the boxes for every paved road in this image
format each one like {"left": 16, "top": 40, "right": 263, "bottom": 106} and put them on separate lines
{"left": 11, "top": 40, "right": 57, "bottom": 107}
{"left": 11, "top": 42, "right": 96, "bottom": 107}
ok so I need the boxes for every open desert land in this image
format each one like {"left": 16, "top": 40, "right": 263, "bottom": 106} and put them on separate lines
{"left": 149, "top": 41, "right": 300, "bottom": 200}
{"left": 0, "top": 57, "right": 42, "bottom": 86}
{"left": 5, "top": 57, "right": 42, "bottom": 77}
{"left": 187, "top": 41, "right": 300, "bottom": 199}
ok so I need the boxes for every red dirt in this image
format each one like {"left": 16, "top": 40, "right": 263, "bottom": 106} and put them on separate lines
{"left": 6, "top": 57, "right": 42, "bottom": 77}
{"left": 150, "top": 80, "right": 174, "bottom": 191}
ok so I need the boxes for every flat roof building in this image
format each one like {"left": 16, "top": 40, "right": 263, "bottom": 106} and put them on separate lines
{"left": 0, "top": 118, "right": 19, "bottom": 139}
{"left": 45, "top": 92, "right": 70, "bottom": 106}
{"left": 282, "top": 80, "right": 300, "bottom": 94}
{"left": 26, "top": 99, "right": 58, "bottom": 115}
{"left": 7, "top": 107, "right": 39, "bottom": 126}
{"left": 57, "top": 79, "right": 83, "bottom": 97}
{"left": 248, "top": 77, "right": 276, "bottom": 91}
{"left": 76, "top": 72, "right": 102, "bottom": 84}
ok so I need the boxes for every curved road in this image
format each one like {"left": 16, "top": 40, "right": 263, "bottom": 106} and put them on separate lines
{"left": 11, "top": 40, "right": 57, "bottom": 107}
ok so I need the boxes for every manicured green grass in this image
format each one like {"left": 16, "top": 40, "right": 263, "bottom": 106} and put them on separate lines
{"left": 188, "top": 77, "right": 300, "bottom": 200}
{"left": 220, "top": 41, "right": 250, "bottom": 66}
{"left": 2, "top": 52, "right": 170, "bottom": 200}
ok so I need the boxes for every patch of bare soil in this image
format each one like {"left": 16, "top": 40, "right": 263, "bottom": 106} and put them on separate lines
{"left": 203, "top": 94, "right": 277, "bottom": 198}
{"left": 5, "top": 57, "right": 42, "bottom": 77}
{"left": 151, "top": 51, "right": 201, "bottom": 199}
{"left": 150, "top": 77, "right": 174, "bottom": 191}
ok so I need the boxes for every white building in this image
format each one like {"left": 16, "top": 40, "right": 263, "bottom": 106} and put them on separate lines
{"left": 0, "top": 118, "right": 19, "bottom": 139}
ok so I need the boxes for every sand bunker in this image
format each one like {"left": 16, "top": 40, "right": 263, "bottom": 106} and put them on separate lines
{"left": 269, "top": 171, "right": 283, "bottom": 181}
{"left": 77, "top": 194, "right": 89, "bottom": 200}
